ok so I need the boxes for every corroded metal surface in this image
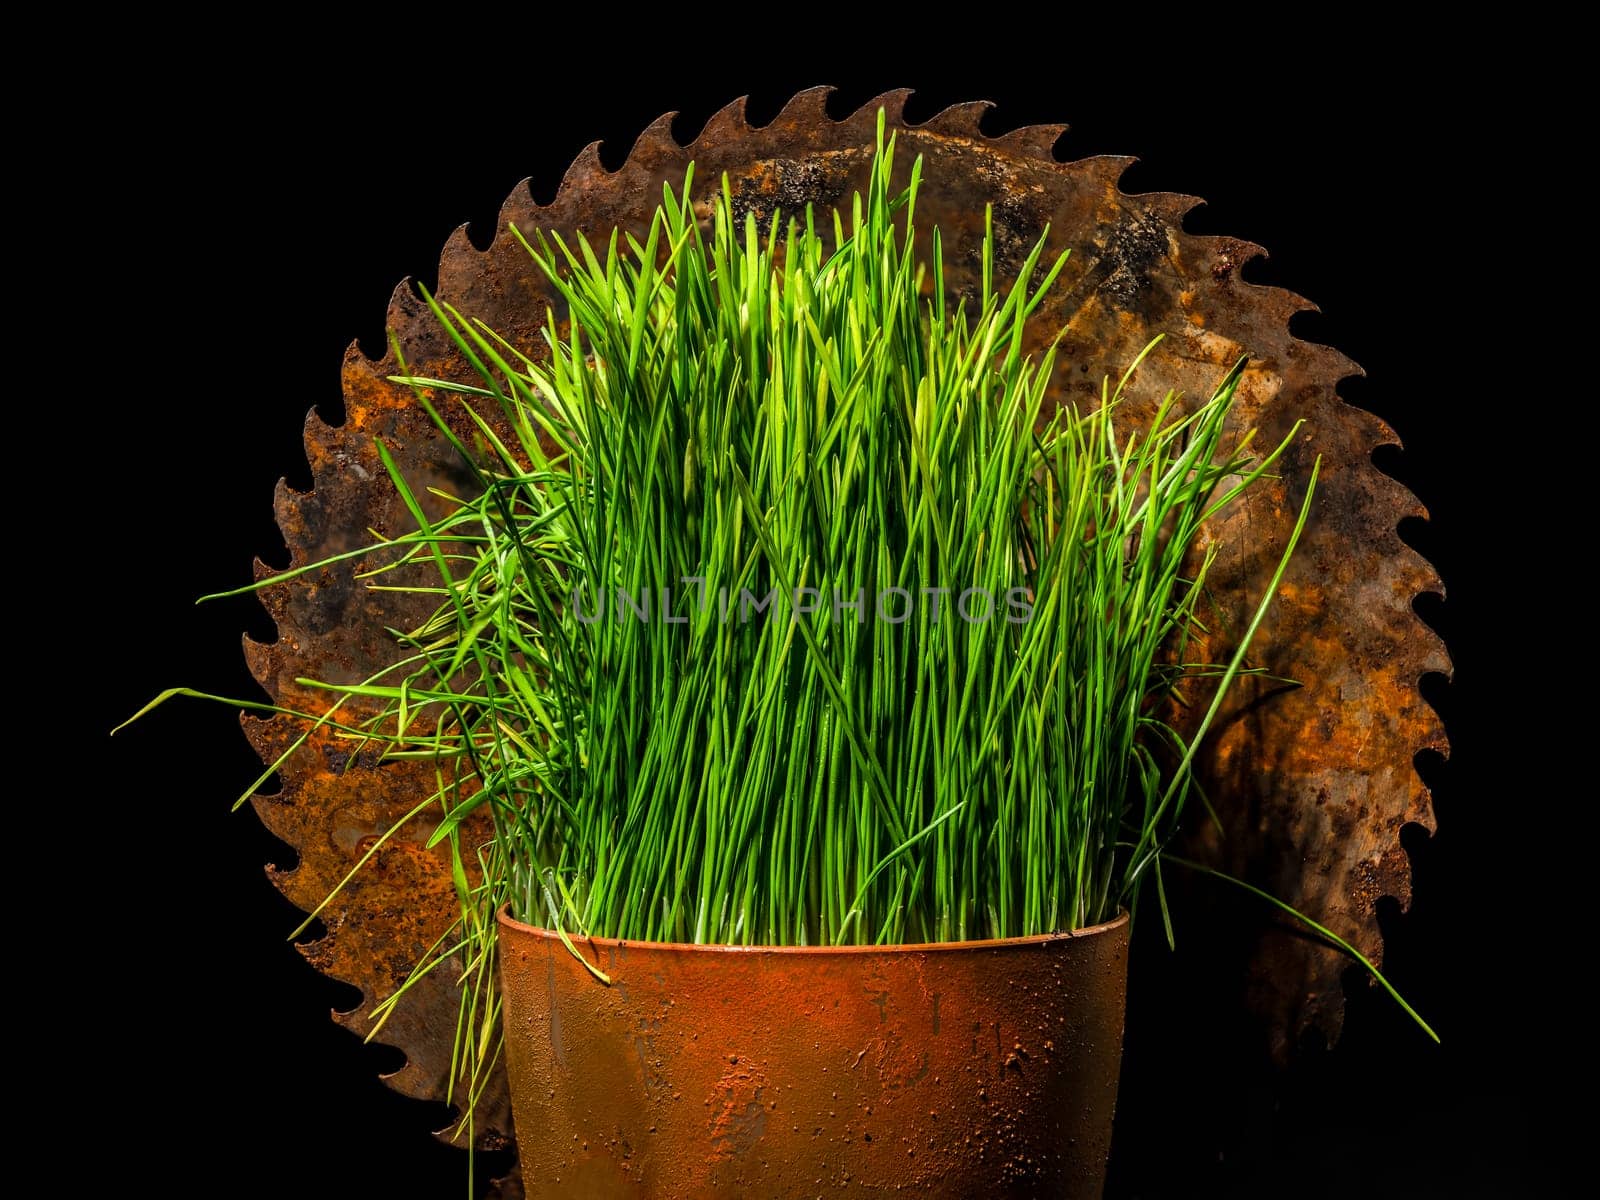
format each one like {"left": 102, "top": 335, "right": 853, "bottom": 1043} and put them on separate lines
{"left": 498, "top": 909, "right": 1129, "bottom": 1197}
{"left": 245, "top": 88, "right": 1448, "bottom": 1185}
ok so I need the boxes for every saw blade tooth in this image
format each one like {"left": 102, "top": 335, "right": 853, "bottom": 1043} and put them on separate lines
{"left": 632, "top": 108, "right": 681, "bottom": 151}
{"left": 495, "top": 177, "right": 539, "bottom": 236}
{"left": 991, "top": 122, "right": 1069, "bottom": 160}
{"left": 915, "top": 97, "right": 993, "bottom": 136}
{"left": 555, "top": 139, "right": 606, "bottom": 201}
{"left": 691, "top": 94, "right": 751, "bottom": 150}
{"left": 851, "top": 87, "right": 915, "bottom": 128}
{"left": 437, "top": 222, "right": 485, "bottom": 296}
{"left": 773, "top": 84, "right": 834, "bottom": 127}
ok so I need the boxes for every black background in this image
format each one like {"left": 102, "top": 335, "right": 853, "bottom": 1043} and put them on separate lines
{"left": 96, "top": 60, "right": 1549, "bottom": 1197}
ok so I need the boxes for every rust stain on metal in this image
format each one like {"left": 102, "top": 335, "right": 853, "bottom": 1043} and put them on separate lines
{"left": 498, "top": 909, "right": 1129, "bottom": 1197}
{"left": 245, "top": 87, "right": 1448, "bottom": 1186}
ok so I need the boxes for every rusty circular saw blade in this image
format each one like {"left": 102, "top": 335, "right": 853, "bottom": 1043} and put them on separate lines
{"left": 243, "top": 87, "right": 1448, "bottom": 1186}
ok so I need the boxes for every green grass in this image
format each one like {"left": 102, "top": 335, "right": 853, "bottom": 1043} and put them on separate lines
{"left": 357, "top": 115, "right": 1310, "bottom": 951}
{"left": 117, "top": 111, "right": 1435, "bottom": 1166}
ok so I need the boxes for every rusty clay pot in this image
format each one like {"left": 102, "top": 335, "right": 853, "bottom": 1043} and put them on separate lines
{"left": 498, "top": 906, "right": 1130, "bottom": 1198}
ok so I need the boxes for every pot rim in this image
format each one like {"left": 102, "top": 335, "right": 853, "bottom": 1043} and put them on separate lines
{"left": 497, "top": 903, "right": 1127, "bottom": 954}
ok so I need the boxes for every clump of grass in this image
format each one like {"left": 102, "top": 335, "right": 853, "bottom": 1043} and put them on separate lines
{"left": 119, "top": 112, "right": 1433, "bottom": 1159}
{"left": 359, "top": 115, "right": 1309, "bottom": 953}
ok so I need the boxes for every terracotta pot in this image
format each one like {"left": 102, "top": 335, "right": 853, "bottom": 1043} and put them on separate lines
{"left": 499, "top": 907, "right": 1129, "bottom": 1198}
